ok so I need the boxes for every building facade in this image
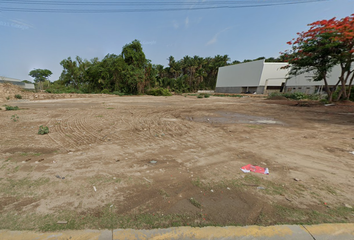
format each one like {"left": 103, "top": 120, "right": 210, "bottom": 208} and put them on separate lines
{"left": 215, "top": 60, "right": 289, "bottom": 94}
{"left": 0, "top": 76, "right": 35, "bottom": 90}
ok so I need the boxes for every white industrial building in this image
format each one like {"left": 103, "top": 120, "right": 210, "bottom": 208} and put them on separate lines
{"left": 215, "top": 60, "right": 289, "bottom": 94}
{"left": 0, "top": 76, "right": 35, "bottom": 90}
{"left": 284, "top": 65, "right": 346, "bottom": 94}
{"left": 215, "top": 60, "right": 349, "bottom": 95}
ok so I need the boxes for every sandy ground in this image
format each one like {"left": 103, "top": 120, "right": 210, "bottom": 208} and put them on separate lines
{"left": 1, "top": 94, "right": 354, "bottom": 226}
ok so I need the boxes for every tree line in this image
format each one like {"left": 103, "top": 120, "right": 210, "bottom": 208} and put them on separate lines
{"left": 29, "top": 39, "right": 282, "bottom": 94}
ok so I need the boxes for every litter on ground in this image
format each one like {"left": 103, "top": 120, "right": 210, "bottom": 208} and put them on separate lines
{"left": 240, "top": 164, "right": 269, "bottom": 175}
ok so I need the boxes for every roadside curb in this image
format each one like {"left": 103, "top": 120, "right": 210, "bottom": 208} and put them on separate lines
{"left": 1, "top": 223, "right": 354, "bottom": 240}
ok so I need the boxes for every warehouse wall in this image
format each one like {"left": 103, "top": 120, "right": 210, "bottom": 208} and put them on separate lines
{"left": 215, "top": 60, "right": 264, "bottom": 88}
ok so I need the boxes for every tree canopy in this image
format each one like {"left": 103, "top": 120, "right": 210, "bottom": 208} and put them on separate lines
{"left": 29, "top": 68, "right": 52, "bottom": 90}
{"left": 41, "top": 39, "right": 282, "bottom": 95}
{"left": 281, "top": 14, "right": 354, "bottom": 101}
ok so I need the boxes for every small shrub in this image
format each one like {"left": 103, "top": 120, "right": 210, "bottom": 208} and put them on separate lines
{"left": 197, "top": 95, "right": 203, "bottom": 98}
{"left": 6, "top": 97, "right": 10, "bottom": 100}
{"left": 11, "top": 114, "right": 19, "bottom": 122}
{"left": 204, "top": 94, "right": 210, "bottom": 98}
{"left": 101, "top": 89, "right": 110, "bottom": 94}
{"left": 112, "top": 91, "right": 124, "bottom": 96}
{"left": 268, "top": 92, "right": 321, "bottom": 101}
{"left": 5, "top": 105, "right": 19, "bottom": 111}
{"left": 14, "top": 94, "right": 22, "bottom": 99}
{"left": 38, "top": 126, "right": 49, "bottom": 135}
{"left": 147, "top": 88, "right": 172, "bottom": 96}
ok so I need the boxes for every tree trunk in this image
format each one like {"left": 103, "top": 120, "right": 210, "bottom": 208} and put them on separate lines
{"left": 347, "top": 71, "right": 354, "bottom": 100}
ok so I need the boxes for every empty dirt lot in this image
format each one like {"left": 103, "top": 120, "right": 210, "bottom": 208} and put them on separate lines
{"left": 1, "top": 94, "right": 354, "bottom": 230}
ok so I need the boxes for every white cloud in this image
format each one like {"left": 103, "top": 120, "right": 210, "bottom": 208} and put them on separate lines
{"left": 185, "top": 17, "right": 189, "bottom": 28}
{"left": 10, "top": 19, "right": 34, "bottom": 29}
{"left": 205, "top": 27, "right": 232, "bottom": 46}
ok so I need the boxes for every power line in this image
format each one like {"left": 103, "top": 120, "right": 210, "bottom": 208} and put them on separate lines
{"left": 0, "top": 0, "right": 328, "bottom": 13}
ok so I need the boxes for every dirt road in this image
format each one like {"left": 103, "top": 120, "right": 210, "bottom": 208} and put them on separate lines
{"left": 1, "top": 95, "right": 354, "bottom": 229}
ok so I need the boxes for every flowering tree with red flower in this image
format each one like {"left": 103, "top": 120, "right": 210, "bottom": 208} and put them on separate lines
{"left": 281, "top": 14, "right": 354, "bottom": 102}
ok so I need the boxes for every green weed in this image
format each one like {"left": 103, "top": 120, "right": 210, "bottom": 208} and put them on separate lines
{"left": 5, "top": 105, "right": 20, "bottom": 111}
{"left": 38, "top": 126, "right": 49, "bottom": 135}
{"left": 189, "top": 198, "right": 202, "bottom": 209}
{"left": 11, "top": 114, "right": 19, "bottom": 122}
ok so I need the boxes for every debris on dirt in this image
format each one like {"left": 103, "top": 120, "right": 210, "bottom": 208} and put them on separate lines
{"left": 227, "top": 187, "right": 231, "bottom": 190}
{"left": 57, "top": 221, "right": 67, "bottom": 224}
{"left": 189, "top": 198, "right": 202, "bottom": 209}
{"left": 150, "top": 160, "right": 157, "bottom": 164}
{"left": 115, "top": 159, "right": 120, "bottom": 162}
{"left": 144, "top": 177, "right": 152, "bottom": 183}
{"left": 294, "top": 178, "right": 301, "bottom": 181}
{"left": 240, "top": 164, "right": 269, "bottom": 175}
{"left": 349, "top": 151, "right": 354, "bottom": 155}
{"left": 55, "top": 175, "right": 65, "bottom": 179}
{"left": 344, "top": 203, "right": 353, "bottom": 209}
{"left": 257, "top": 186, "right": 266, "bottom": 190}
{"left": 93, "top": 186, "right": 97, "bottom": 192}
{"left": 22, "top": 158, "right": 31, "bottom": 163}
{"left": 295, "top": 101, "right": 310, "bottom": 107}
{"left": 285, "top": 197, "right": 292, "bottom": 202}
{"left": 325, "top": 103, "right": 335, "bottom": 106}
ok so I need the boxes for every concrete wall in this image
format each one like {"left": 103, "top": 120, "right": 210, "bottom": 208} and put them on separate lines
{"left": 0, "top": 76, "right": 35, "bottom": 90}
{"left": 215, "top": 87, "right": 243, "bottom": 93}
{"left": 216, "top": 60, "right": 264, "bottom": 88}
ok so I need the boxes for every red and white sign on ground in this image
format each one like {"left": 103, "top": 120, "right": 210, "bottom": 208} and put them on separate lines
{"left": 240, "top": 164, "right": 269, "bottom": 175}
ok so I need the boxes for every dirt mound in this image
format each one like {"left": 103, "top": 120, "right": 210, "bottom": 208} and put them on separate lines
{"left": 337, "top": 100, "right": 354, "bottom": 106}
{"left": 0, "top": 83, "right": 27, "bottom": 102}
{"left": 0, "top": 83, "right": 111, "bottom": 103}
{"left": 267, "top": 96, "right": 288, "bottom": 100}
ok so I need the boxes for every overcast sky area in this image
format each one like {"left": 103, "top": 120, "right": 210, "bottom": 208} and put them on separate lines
{"left": 1, "top": 0, "right": 354, "bottom": 82}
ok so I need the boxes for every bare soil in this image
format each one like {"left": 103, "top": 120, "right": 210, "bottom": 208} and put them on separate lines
{"left": 1, "top": 90, "right": 354, "bottom": 229}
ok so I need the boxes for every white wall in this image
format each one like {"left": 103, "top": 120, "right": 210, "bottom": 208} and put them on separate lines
{"left": 259, "top": 63, "right": 289, "bottom": 86}
{"left": 216, "top": 60, "right": 264, "bottom": 87}
{"left": 286, "top": 65, "right": 345, "bottom": 86}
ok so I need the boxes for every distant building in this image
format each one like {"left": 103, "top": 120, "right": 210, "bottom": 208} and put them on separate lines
{"left": 283, "top": 65, "right": 347, "bottom": 94}
{"left": 215, "top": 60, "right": 350, "bottom": 95}
{"left": 215, "top": 60, "right": 289, "bottom": 94}
{"left": 0, "top": 76, "right": 35, "bottom": 90}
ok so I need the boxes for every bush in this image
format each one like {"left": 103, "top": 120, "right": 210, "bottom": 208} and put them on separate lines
{"left": 332, "top": 86, "right": 354, "bottom": 101}
{"left": 198, "top": 93, "right": 210, "bottom": 98}
{"left": 15, "top": 94, "right": 22, "bottom": 99}
{"left": 112, "top": 91, "right": 124, "bottom": 96}
{"left": 197, "top": 94, "right": 203, "bottom": 98}
{"left": 101, "top": 89, "right": 110, "bottom": 94}
{"left": 147, "top": 88, "right": 172, "bottom": 96}
{"left": 268, "top": 92, "right": 320, "bottom": 100}
{"left": 38, "top": 125, "right": 49, "bottom": 135}
{"left": 5, "top": 105, "right": 19, "bottom": 111}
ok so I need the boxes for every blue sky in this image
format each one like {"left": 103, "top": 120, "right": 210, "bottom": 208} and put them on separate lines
{"left": 1, "top": 0, "right": 353, "bottom": 82}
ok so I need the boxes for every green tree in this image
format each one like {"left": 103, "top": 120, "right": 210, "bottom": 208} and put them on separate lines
{"left": 282, "top": 15, "right": 354, "bottom": 101}
{"left": 29, "top": 69, "right": 52, "bottom": 90}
